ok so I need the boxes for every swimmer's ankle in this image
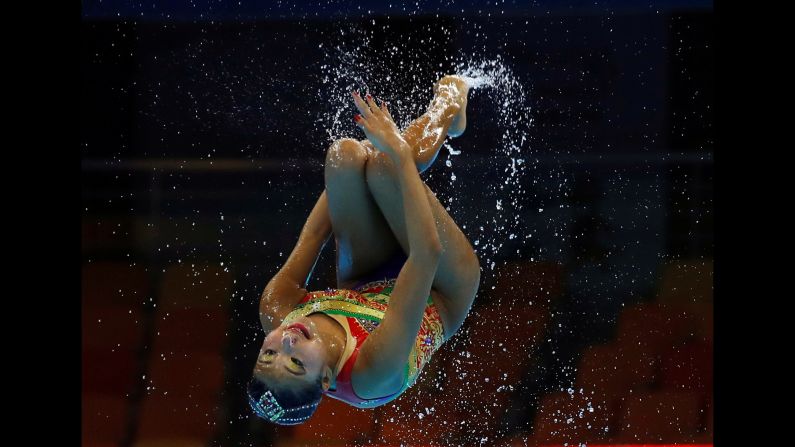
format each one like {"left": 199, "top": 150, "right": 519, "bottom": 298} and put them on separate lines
{"left": 427, "top": 95, "right": 461, "bottom": 119}
{"left": 433, "top": 76, "right": 469, "bottom": 138}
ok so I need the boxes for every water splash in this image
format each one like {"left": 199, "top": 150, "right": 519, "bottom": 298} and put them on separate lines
{"left": 448, "top": 55, "right": 534, "bottom": 272}
{"left": 317, "top": 46, "right": 536, "bottom": 275}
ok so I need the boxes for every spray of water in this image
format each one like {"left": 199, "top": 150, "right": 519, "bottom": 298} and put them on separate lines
{"left": 451, "top": 55, "right": 534, "bottom": 271}
{"left": 317, "top": 48, "right": 535, "bottom": 278}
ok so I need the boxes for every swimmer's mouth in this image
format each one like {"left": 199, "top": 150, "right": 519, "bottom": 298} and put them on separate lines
{"left": 285, "top": 323, "right": 311, "bottom": 340}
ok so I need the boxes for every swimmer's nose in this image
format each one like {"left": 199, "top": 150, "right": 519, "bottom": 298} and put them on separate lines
{"left": 281, "top": 333, "right": 296, "bottom": 351}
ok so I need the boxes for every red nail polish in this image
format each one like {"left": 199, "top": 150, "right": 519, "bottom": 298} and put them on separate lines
{"left": 354, "top": 114, "right": 361, "bottom": 122}
{"left": 366, "top": 94, "right": 372, "bottom": 100}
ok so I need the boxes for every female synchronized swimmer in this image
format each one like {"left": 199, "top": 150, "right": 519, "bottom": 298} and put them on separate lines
{"left": 248, "top": 76, "right": 481, "bottom": 425}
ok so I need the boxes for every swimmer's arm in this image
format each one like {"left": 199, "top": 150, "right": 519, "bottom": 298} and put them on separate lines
{"left": 355, "top": 252, "right": 441, "bottom": 387}
{"left": 276, "top": 189, "right": 333, "bottom": 289}
{"left": 354, "top": 139, "right": 442, "bottom": 386}
{"left": 259, "top": 190, "right": 332, "bottom": 328}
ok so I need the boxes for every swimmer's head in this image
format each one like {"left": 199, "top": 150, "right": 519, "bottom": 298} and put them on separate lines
{"left": 248, "top": 318, "right": 334, "bottom": 424}
{"left": 247, "top": 375, "right": 321, "bottom": 425}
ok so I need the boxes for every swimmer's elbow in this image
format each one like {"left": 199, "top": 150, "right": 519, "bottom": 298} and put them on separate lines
{"left": 428, "top": 239, "right": 443, "bottom": 258}
{"left": 415, "top": 240, "right": 442, "bottom": 263}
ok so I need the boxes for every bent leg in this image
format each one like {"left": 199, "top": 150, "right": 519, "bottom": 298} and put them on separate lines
{"left": 324, "top": 138, "right": 401, "bottom": 286}
{"left": 326, "top": 78, "right": 471, "bottom": 291}
{"left": 325, "top": 123, "right": 464, "bottom": 288}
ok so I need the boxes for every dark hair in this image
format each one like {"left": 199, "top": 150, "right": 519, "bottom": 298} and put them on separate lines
{"left": 247, "top": 374, "right": 323, "bottom": 425}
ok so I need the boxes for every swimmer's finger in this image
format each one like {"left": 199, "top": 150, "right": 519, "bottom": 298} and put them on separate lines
{"left": 352, "top": 91, "right": 373, "bottom": 117}
{"left": 365, "top": 94, "right": 381, "bottom": 117}
{"left": 354, "top": 114, "right": 370, "bottom": 132}
{"left": 380, "top": 101, "right": 395, "bottom": 122}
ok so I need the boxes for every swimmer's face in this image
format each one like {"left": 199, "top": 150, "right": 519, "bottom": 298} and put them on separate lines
{"left": 253, "top": 316, "right": 331, "bottom": 390}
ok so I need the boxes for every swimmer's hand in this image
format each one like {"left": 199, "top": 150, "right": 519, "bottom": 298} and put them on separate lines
{"left": 352, "top": 92, "right": 410, "bottom": 162}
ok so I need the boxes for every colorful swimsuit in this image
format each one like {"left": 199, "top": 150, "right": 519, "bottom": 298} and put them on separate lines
{"left": 281, "top": 256, "right": 446, "bottom": 408}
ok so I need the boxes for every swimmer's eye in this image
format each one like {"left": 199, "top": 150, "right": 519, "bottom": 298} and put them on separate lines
{"left": 259, "top": 350, "right": 276, "bottom": 362}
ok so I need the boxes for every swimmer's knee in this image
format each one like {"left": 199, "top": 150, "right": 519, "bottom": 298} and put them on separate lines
{"left": 364, "top": 148, "right": 397, "bottom": 187}
{"left": 326, "top": 138, "right": 369, "bottom": 173}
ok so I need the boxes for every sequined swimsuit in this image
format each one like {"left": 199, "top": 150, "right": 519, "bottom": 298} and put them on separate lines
{"left": 281, "top": 261, "right": 445, "bottom": 408}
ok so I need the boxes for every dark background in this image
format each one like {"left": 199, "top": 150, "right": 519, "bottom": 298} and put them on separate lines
{"left": 81, "top": 1, "right": 713, "bottom": 446}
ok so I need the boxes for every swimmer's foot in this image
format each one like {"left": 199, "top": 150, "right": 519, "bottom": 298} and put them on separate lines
{"left": 433, "top": 75, "right": 470, "bottom": 138}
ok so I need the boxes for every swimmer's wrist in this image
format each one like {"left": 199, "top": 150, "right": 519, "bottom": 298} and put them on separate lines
{"left": 385, "top": 135, "right": 412, "bottom": 161}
